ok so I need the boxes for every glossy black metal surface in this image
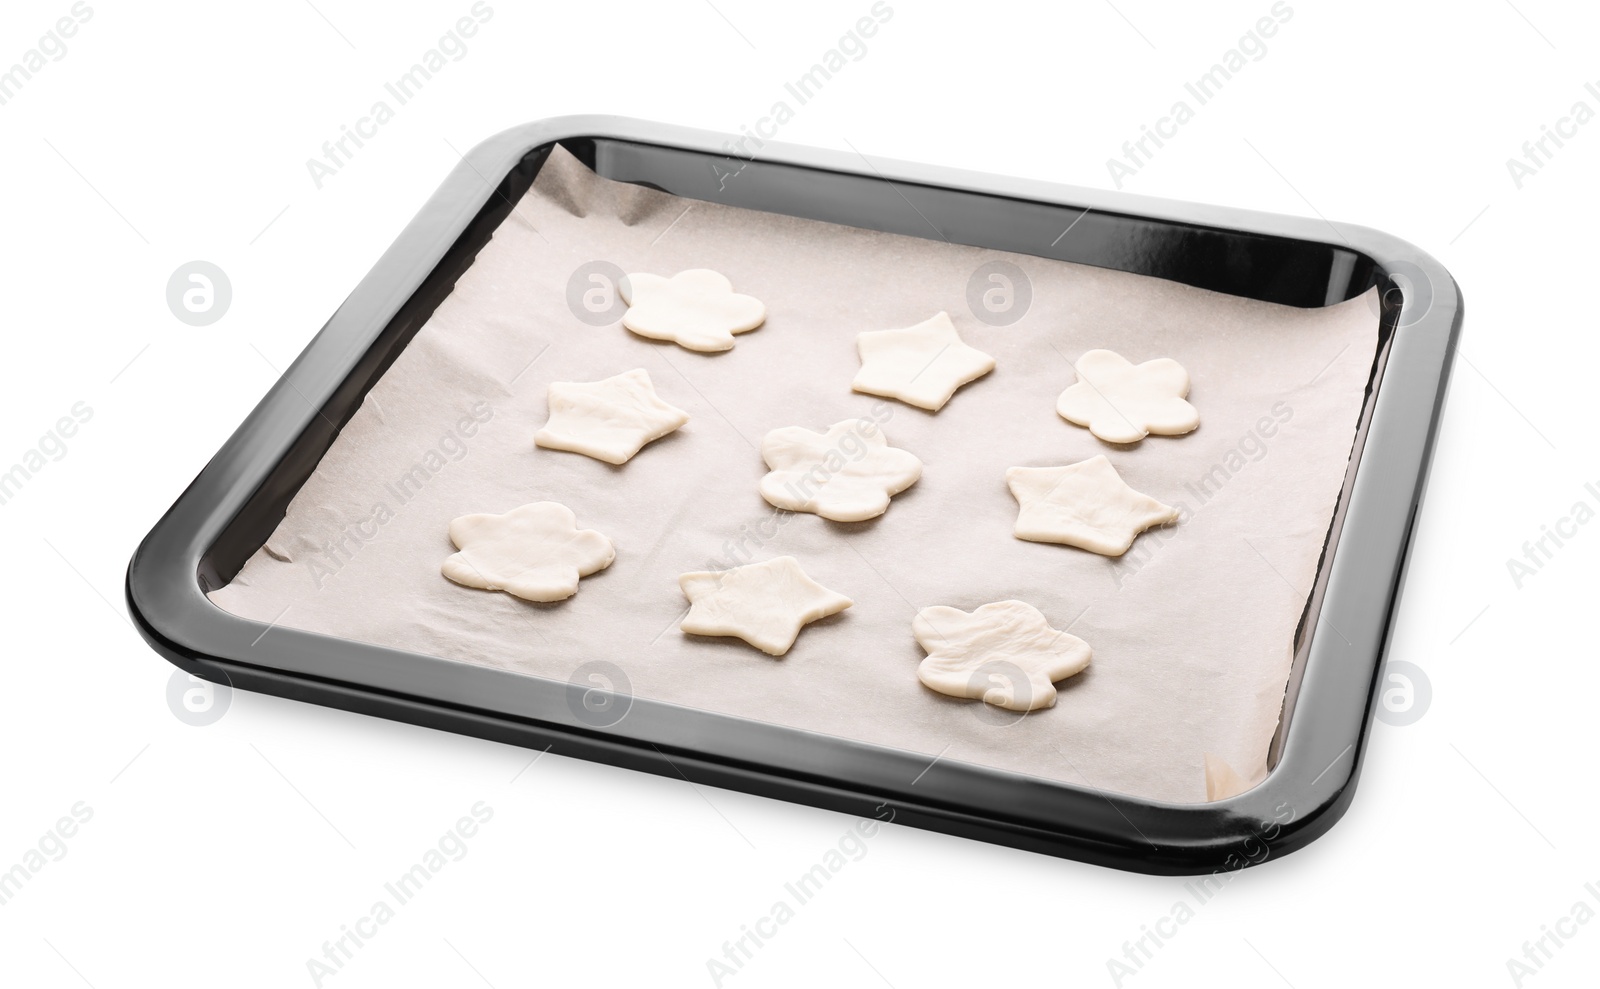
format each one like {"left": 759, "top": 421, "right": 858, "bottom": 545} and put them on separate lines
{"left": 127, "top": 116, "right": 1460, "bottom": 874}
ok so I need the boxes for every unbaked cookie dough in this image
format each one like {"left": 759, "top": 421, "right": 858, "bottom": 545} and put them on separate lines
{"left": 619, "top": 268, "right": 766, "bottom": 352}
{"left": 913, "top": 600, "right": 1092, "bottom": 712}
{"left": 442, "top": 502, "right": 615, "bottom": 603}
{"left": 1006, "top": 454, "right": 1178, "bottom": 556}
{"left": 534, "top": 368, "right": 689, "bottom": 465}
{"left": 678, "top": 556, "right": 853, "bottom": 656}
{"left": 758, "top": 420, "right": 923, "bottom": 522}
{"left": 1204, "top": 754, "right": 1252, "bottom": 801}
{"left": 1056, "top": 349, "right": 1200, "bottom": 443}
{"left": 852, "top": 311, "right": 996, "bottom": 411}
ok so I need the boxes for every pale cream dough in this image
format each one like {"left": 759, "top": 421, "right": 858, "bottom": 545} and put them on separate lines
{"left": 851, "top": 311, "right": 996, "bottom": 411}
{"left": 442, "top": 502, "right": 615, "bottom": 603}
{"left": 618, "top": 269, "right": 766, "bottom": 352}
{"left": 1204, "top": 754, "right": 1252, "bottom": 801}
{"left": 758, "top": 420, "right": 923, "bottom": 522}
{"left": 678, "top": 556, "right": 853, "bottom": 656}
{"left": 534, "top": 368, "right": 689, "bottom": 465}
{"left": 1006, "top": 454, "right": 1178, "bottom": 556}
{"left": 1056, "top": 348, "right": 1200, "bottom": 444}
{"left": 913, "top": 600, "right": 1092, "bottom": 712}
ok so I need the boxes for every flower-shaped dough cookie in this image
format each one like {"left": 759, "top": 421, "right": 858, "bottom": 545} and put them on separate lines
{"left": 442, "top": 502, "right": 615, "bottom": 603}
{"left": 758, "top": 421, "right": 923, "bottom": 522}
{"left": 619, "top": 269, "right": 766, "bottom": 352}
{"left": 852, "top": 311, "right": 996, "bottom": 411}
{"left": 913, "top": 600, "right": 1092, "bottom": 712}
{"left": 678, "top": 556, "right": 853, "bottom": 656}
{"left": 1056, "top": 349, "right": 1199, "bottom": 443}
{"left": 1006, "top": 454, "right": 1178, "bottom": 556}
{"left": 535, "top": 368, "right": 689, "bottom": 465}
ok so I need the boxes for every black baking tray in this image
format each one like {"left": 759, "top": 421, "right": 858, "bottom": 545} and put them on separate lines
{"left": 127, "top": 115, "right": 1460, "bottom": 875}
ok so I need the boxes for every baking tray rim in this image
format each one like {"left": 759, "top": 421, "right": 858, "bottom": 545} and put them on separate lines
{"left": 126, "top": 114, "right": 1462, "bottom": 875}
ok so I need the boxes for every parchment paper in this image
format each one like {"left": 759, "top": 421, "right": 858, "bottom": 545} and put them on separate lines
{"left": 211, "top": 146, "right": 1379, "bottom": 803}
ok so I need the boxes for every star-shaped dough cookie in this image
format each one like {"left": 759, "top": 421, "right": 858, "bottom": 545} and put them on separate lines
{"left": 619, "top": 269, "right": 766, "bottom": 352}
{"left": 1056, "top": 349, "right": 1200, "bottom": 443}
{"left": 1006, "top": 455, "right": 1178, "bottom": 556}
{"left": 852, "top": 311, "right": 996, "bottom": 411}
{"left": 913, "top": 600, "right": 1091, "bottom": 712}
{"left": 534, "top": 368, "right": 689, "bottom": 465}
{"left": 678, "top": 556, "right": 853, "bottom": 656}
{"left": 442, "top": 502, "right": 615, "bottom": 603}
{"left": 758, "top": 420, "right": 923, "bottom": 522}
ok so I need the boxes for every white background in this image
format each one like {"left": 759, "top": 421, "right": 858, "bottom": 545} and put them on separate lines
{"left": 1, "top": 1, "right": 1595, "bottom": 986}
